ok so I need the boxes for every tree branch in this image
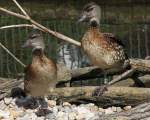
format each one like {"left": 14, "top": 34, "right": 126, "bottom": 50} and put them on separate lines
{"left": 12, "top": 0, "right": 30, "bottom": 18}
{"left": 0, "top": 42, "right": 26, "bottom": 67}
{"left": 0, "top": 24, "right": 37, "bottom": 30}
{"left": 0, "top": 2, "right": 81, "bottom": 46}
{"left": 0, "top": 7, "right": 28, "bottom": 20}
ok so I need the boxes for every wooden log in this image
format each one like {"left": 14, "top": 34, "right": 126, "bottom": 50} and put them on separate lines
{"left": 11, "top": 58, "right": 150, "bottom": 85}
{"left": 1, "top": 77, "right": 150, "bottom": 107}
{"left": 64, "top": 58, "right": 150, "bottom": 84}
{"left": 48, "top": 86, "right": 150, "bottom": 107}
{"left": 100, "top": 102, "right": 150, "bottom": 119}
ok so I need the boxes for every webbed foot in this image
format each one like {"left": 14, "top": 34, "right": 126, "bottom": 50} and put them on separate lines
{"left": 36, "top": 108, "right": 51, "bottom": 116}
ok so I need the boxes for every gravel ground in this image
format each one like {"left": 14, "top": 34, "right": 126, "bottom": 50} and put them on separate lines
{"left": 0, "top": 97, "right": 132, "bottom": 120}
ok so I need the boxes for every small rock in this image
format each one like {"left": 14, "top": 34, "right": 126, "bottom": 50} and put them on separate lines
{"left": 4, "top": 98, "right": 13, "bottom": 105}
{"left": 57, "top": 111, "right": 65, "bottom": 117}
{"left": 99, "top": 108, "right": 104, "bottom": 113}
{"left": 45, "top": 113, "right": 56, "bottom": 120}
{"left": 123, "top": 106, "right": 132, "bottom": 111}
{"left": 89, "top": 105, "right": 99, "bottom": 112}
{"left": 62, "top": 106, "right": 72, "bottom": 113}
{"left": 104, "top": 108, "right": 114, "bottom": 115}
{"left": 75, "top": 106, "right": 95, "bottom": 120}
{"left": 52, "top": 106, "right": 58, "bottom": 115}
{"left": 48, "top": 100, "right": 56, "bottom": 107}
{"left": 0, "top": 100, "right": 6, "bottom": 110}
{"left": 76, "top": 113, "right": 85, "bottom": 120}
{"left": 0, "top": 109, "right": 10, "bottom": 119}
{"left": 26, "top": 109, "right": 34, "bottom": 113}
{"left": 86, "top": 103, "right": 95, "bottom": 107}
{"left": 116, "top": 107, "right": 122, "bottom": 112}
{"left": 68, "top": 112, "right": 76, "bottom": 120}
{"left": 56, "top": 111, "right": 68, "bottom": 120}
{"left": 9, "top": 109, "right": 24, "bottom": 119}
{"left": 17, "top": 112, "right": 37, "bottom": 120}
{"left": 111, "top": 106, "right": 117, "bottom": 112}
{"left": 63, "top": 102, "right": 71, "bottom": 107}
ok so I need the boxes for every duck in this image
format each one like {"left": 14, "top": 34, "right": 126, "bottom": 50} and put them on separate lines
{"left": 22, "top": 30, "right": 57, "bottom": 114}
{"left": 78, "top": 2, "right": 130, "bottom": 95}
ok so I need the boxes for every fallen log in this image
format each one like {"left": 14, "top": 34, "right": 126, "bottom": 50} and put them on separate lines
{"left": 1, "top": 77, "right": 150, "bottom": 107}
{"left": 13, "top": 58, "right": 150, "bottom": 85}
{"left": 100, "top": 102, "right": 150, "bottom": 120}
{"left": 48, "top": 86, "right": 150, "bottom": 107}
{"left": 58, "top": 58, "right": 150, "bottom": 84}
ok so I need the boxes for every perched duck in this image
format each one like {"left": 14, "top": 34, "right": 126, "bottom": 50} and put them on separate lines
{"left": 22, "top": 31, "right": 57, "bottom": 114}
{"left": 78, "top": 2, "right": 130, "bottom": 95}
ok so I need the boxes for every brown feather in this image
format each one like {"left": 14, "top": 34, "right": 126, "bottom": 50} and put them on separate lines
{"left": 24, "top": 51, "right": 57, "bottom": 97}
{"left": 81, "top": 27, "right": 128, "bottom": 72}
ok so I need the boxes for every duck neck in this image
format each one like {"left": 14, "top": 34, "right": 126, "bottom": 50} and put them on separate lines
{"left": 88, "top": 20, "right": 100, "bottom": 31}
{"left": 32, "top": 48, "right": 44, "bottom": 58}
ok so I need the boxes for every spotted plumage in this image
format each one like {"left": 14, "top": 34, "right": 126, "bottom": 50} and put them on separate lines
{"left": 79, "top": 2, "right": 129, "bottom": 73}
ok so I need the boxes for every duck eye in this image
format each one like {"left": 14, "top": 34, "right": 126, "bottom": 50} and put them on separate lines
{"left": 30, "top": 35, "right": 37, "bottom": 39}
{"left": 86, "top": 7, "right": 93, "bottom": 12}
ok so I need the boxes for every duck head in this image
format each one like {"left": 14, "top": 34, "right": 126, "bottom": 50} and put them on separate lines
{"left": 78, "top": 2, "right": 101, "bottom": 26}
{"left": 22, "top": 30, "right": 45, "bottom": 52}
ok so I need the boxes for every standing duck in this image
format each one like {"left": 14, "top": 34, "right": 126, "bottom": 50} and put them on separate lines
{"left": 22, "top": 31, "right": 57, "bottom": 114}
{"left": 78, "top": 2, "right": 130, "bottom": 95}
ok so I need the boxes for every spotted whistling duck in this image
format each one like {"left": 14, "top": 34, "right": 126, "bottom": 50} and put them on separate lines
{"left": 78, "top": 2, "right": 130, "bottom": 95}
{"left": 22, "top": 31, "right": 57, "bottom": 114}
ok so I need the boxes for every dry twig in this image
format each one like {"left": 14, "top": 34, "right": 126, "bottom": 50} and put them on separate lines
{"left": 0, "top": 42, "right": 26, "bottom": 67}
{"left": 0, "top": 0, "right": 81, "bottom": 46}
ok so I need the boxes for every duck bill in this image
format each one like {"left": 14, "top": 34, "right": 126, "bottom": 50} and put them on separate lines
{"left": 21, "top": 40, "right": 30, "bottom": 48}
{"left": 77, "top": 14, "right": 87, "bottom": 23}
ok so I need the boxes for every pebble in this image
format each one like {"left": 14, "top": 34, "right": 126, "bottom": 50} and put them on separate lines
{"left": 9, "top": 109, "right": 24, "bottom": 119}
{"left": 104, "top": 107, "right": 114, "bottom": 115}
{"left": 116, "top": 107, "right": 122, "bottom": 112}
{"left": 123, "top": 106, "right": 132, "bottom": 111}
{"left": 48, "top": 100, "right": 56, "bottom": 107}
{"left": 99, "top": 107, "right": 105, "bottom": 113}
{"left": 0, "top": 97, "right": 132, "bottom": 120}
{"left": 4, "top": 98, "right": 12, "bottom": 105}
{"left": 111, "top": 106, "right": 117, "bottom": 112}
{"left": 63, "top": 102, "right": 71, "bottom": 107}
{"left": 89, "top": 105, "right": 99, "bottom": 112}
{"left": 0, "top": 109, "right": 10, "bottom": 119}
{"left": 68, "top": 112, "right": 76, "bottom": 120}
{"left": 0, "top": 100, "right": 6, "bottom": 110}
{"left": 56, "top": 111, "right": 68, "bottom": 120}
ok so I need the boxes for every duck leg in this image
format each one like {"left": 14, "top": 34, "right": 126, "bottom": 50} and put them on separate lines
{"left": 35, "top": 97, "right": 51, "bottom": 116}
{"left": 92, "top": 73, "right": 108, "bottom": 96}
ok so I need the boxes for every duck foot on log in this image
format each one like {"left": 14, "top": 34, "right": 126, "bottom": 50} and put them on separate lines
{"left": 92, "top": 85, "right": 108, "bottom": 96}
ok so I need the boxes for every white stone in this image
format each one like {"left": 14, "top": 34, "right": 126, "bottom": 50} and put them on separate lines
{"left": 4, "top": 98, "right": 13, "bottom": 105}
{"left": 76, "top": 113, "right": 85, "bottom": 120}
{"left": 63, "top": 102, "right": 71, "bottom": 107}
{"left": 111, "top": 106, "right": 117, "bottom": 112}
{"left": 99, "top": 108, "right": 104, "bottom": 113}
{"left": 116, "top": 107, "right": 122, "bottom": 112}
{"left": 48, "top": 100, "right": 56, "bottom": 107}
{"left": 0, "top": 109, "right": 10, "bottom": 119}
{"left": 75, "top": 106, "right": 95, "bottom": 120}
{"left": 89, "top": 105, "right": 99, "bottom": 112}
{"left": 0, "top": 100, "right": 6, "bottom": 110}
{"left": 56, "top": 111, "right": 65, "bottom": 119}
{"left": 86, "top": 103, "right": 95, "bottom": 107}
{"left": 56, "top": 112, "right": 68, "bottom": 120}
{"left": 68, "top": 112, "right": 76, "bottom": 120}
{"left": 104, "top": 108, "right": 114, "bottom": 115}
{"left": 52, "top": 106, "right": 58, "bottom": 115}
{"left": 123, "top": 106, "right": 132, "bottom": 111}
